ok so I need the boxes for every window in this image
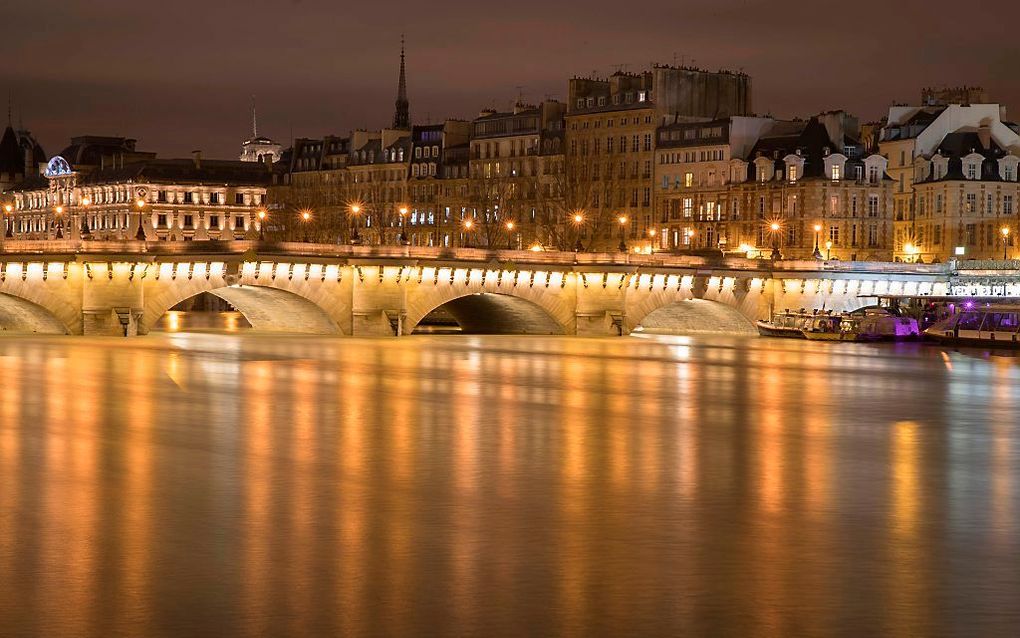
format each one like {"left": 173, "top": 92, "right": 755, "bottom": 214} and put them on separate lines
{"left": 684, "top": 172, "right": 693, "bottom": 188}
{"left": 829, "top": 225, "right": 840, "bottom": 245}
{"left": 831, "top": 164, "right": 840, "bottom": 180}
{"left": 209, "top": 215, "right": 220, "bottom": 229}
{"left": 966, "top": 224, "right": 977, "bottom": 245}
{"left": 868, "top": 195, "right": 879, "bottom": 217}
{"left": 157, "top": 190, "right": 168, "bottom": 203}
{"left": 967, "top": 163, "right": 977, "bottom": 180}
{"left": 683, "top": 198, "right": 693, "bottom": 218}
{"left": 235, "top": 215, "right": 245, "bottom": 229}
{"left": 868, "top": 224, "right": 878, "bottom": 247}
{"left": 966, "top": 193, "right": 976, "bottom": 213}
{"left": 157, "top": 214, "right": 167, "bottom": 228}
{"left": 830, "top": 195, "right": 839, "bottom": 214}
{"left": 184, "top": 192, "right": 194, "bottom": 204}
{"left": 1006, "top": 195, "right": 1014, "bottom": 215}
{"left": 789, "top": 165, "right": 798, "bottom": 182}
{"left": 235, "top": 193, "right": 245, "bottom": 205}
{"left": 183, "top": 214, "right": 194, "bottom": 228}
{"left": 643, "top": 134, "right": 652, "bottom": 151}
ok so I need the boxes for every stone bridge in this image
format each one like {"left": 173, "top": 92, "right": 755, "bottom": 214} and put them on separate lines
{"left": 0, "top": 240, "right": 962, "bottom": 337}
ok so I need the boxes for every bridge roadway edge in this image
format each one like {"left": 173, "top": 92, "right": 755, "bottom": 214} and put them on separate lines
{"left": 0, "top": 240, "right": 965, "bottom": 336}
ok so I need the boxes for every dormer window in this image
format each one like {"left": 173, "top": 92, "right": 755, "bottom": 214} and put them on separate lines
{"left": 831, "top": 164, "right": 841, "bottom": 181}
{"left": 789, "top": 165, "right": 798, "bottom": 182}
{"left": 967, "top": 163, "right": 977, "bottom": 180}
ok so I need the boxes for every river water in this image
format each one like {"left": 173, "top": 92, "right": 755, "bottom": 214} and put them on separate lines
{"left": 0, "top": 333, "right": 1018, "bottom": 637}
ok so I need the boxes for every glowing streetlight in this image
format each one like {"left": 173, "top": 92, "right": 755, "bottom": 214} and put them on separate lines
{"left": 135, "top": 199, "right": 146, "bottom": 209}
{"left": 398, "top": 206, "right": 409, "bottom": 245}
{"left": 768, "top": 221, "right": 782, "bottom": 260}
{"left": 300, "top": 209, "right": 312, "bottom": 242}
{"left": 79, "top": 197, "right": 91, "bottom": 207}
{"left": 617, "top": 215, "right": 628, "bottom": 252}
{"left": 571, "top": 211, "right": 585, "bottom": 252}
{"left": 812, "top": 223, "right": 823, "bottom": 259}
{"left": 1001, "top": 226, "right": 1011, "bottom": 260}
{"left": 824, "top": 239, "right": 833, "bottom": 261}
{"left": 257, "top": 209, "right": 267, "bottom": 241}
{"left": 55, "top": 205, "right": 64, "bottom": 215}
{"left": 505, "top": 220, "right": 515, "bottom": 249}
{"left": 462, "top": 217, "right": 474, "bottom": 248}
{"left": 348, "top": 203, "right": 363, "bottom": 244}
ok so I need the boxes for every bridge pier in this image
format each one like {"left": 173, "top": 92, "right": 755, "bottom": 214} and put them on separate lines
{"left": 81, "top": 261, "right": 146, "bottom": 336}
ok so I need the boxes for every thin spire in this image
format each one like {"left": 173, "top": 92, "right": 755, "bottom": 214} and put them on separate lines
{"left": 251, "top": 95, "right": 258, "bottom": 138}
{"left": 392, "top": 34, "right": 410, "bottom": 129}
{"left": 7, "top": 92, "right": 11, "bottom": 126}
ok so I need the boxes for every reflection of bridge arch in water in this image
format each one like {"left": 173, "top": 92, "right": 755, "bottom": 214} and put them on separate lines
{"left": 632, "top": 299, "right": 757, "bottom": 336}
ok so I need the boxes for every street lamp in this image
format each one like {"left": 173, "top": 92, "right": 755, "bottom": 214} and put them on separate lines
{"left": 3, "top": 203, "right": 11, "bottom": 239}
{"left": 257, "top": 209, "right": 266, "bottom": 241}
{"left": 79, "top": 195, "right": 91, "bottom": 239}
{"left": 812, "top": 223, "right": 823, "bottom": 259}
{"left": 824, "top": 240, "right": 833, "bottom": 261}
{"left": 300, "top": 209, "right": 312, "bottom": 242}
{"left": 649, "top": 227, "right": 658, "bottom": 253}
{"left": 505, "top": 220, "right": 515, "bottom": 250}
{"left": 399, "top": 206, "right": 409, "bottom": 245}
{"left": 572, "top": 212, "right": 584, "bottom": 252}
{"left": 349, "top": 203, "right": 362, "bottom": 244}
{"left": 463, "top": 217, "right": 474, "bottom": 248}
{"left": 685, "top": 228, "right": 695, "bottom": 251}
{"left": 617, "top": 215, "right": 628, "bottom": 252}
{"left": 53, "top": 205, "right": 64, "bottom": 239}
{"left": 1001, "top": 226, "right": 1011, "bottom": 260}
{"left": 769, "top": 221, "right": 782, "bottom": 260}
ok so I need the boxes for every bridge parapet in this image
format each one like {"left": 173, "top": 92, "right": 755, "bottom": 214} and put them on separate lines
{"left": 0, "top": 240, "right": 992, "bottom": 337}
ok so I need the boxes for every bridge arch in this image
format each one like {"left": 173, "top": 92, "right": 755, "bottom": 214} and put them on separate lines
{"left": 143, "top": 277, "right": 346, "bottom": 335}
{"left": 411, "top": 292, "right": 567, "bottom": 334}
{"left": 0, "top": 292, "right": 71, "bottom": 334}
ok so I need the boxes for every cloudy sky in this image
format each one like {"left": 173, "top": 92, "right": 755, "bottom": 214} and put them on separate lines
{"left": 3, "top": 0, "right": 1015, "bottom": 159}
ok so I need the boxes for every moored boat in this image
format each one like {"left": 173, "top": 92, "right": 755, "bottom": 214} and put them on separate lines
{"left": 924, "top": 304, "right": 1020, "bottom": 347}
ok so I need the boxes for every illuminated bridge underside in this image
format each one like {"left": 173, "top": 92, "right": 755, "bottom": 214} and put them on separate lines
{"left": 635, "top": 299, "right": 757, "bottom": 336}
{"left": 206, "top": 286, "right": 341, "bottom": 334}
{"left": 0, "top": 293, "right": 69, "bottom": 334}
{"left": 426, "top": 293, "right": 565, "bottom": 335}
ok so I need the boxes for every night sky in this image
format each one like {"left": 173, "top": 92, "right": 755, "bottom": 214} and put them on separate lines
{"left": 3, "top": 0, "right": 1016, "bottom": 159}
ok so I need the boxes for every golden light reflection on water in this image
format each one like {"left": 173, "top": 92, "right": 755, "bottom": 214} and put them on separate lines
{"left": 0, "top": 335, "right": 1018, "bottom": 636}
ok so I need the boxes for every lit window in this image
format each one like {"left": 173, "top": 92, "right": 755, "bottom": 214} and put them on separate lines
{"left": 831, "top": 164, "right": 840, "bottom": 180}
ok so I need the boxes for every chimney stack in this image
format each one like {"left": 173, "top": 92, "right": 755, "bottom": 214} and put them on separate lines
{"left": 978, "top": 125, "right": 992, "bottom": 150}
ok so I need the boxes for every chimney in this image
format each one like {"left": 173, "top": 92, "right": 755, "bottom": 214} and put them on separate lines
{"left": 978, "top": 125, "right": 992, "bottom": 150}
{"left": 192, "top": 150, "right": 202, "bottom": 169}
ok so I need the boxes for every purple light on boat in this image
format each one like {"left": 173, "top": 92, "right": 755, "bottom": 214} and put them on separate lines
{"left": 964, "top": 301, "right": 975, "bottom": 310}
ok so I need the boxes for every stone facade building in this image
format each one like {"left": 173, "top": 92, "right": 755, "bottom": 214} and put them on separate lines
{"left": 656, "top": 112, "right": 894, "bottom": 260}
{"left": 909, "top": 130, "right": 1020, "bottom": 261}
{"left": 3, "top": 136, "right": 271, "bottom": 242}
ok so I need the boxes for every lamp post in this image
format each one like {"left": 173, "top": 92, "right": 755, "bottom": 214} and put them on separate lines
{"left": 257, "top": 209, "right": 267, "bottom": 241}
{"left": 769, "top": 222, "right": 782, "bottom": 260}
{"left": 134, "top": 198, "right": 146, "bottom": 241}
{"left": 505, "top": 220, "right": 515, "bottom": 250}
{"left": 825, "top": 240, "right": 833, "bottom": 261}
{"left": 812, "top": 223, "right": 823, "bottom": 259}
{"left": 1001, "top": 226, "right": 1011, "bottom": 260}
{"left": 648, "top": 227, "right": 658, "bottom": 253}
{"left": 349, "top": 204, "right": 362, "bottom": 244}
{"left": 462, "top": 218, "right": 474, "bottom": 248}
{"left": 617, "top": 215, "right": 628, "bottom": 252}
{"left": 79, "top": 197, "right": 91, "bottom": 240}
{"left": 53, "top": 205, "right": 64, "bottom": 239}
{"left": 398, "top": 206, "right": 409, "bottom": 245}
{"left": 3, "top": 203, "right": 12, "bottom": 238}
{"left": 685, "top": 228, "right": 695, "bottom": 252}
{"left": 572, "top": 212, "right": 584, "bottom": 252}
{"left": 301, "top": 209, "right": 312, "bottom": 243}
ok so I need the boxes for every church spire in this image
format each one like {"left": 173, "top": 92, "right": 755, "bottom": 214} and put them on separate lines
{"left": 251, "top": 95, "right": 258, "bottom": 138}
{"left": 392, "top": 35, "right": 410, "bottom": 129}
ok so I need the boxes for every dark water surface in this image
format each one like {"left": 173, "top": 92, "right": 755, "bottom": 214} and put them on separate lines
{"left": 1, "top": 334, "right": 1018, "bottom": 637}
